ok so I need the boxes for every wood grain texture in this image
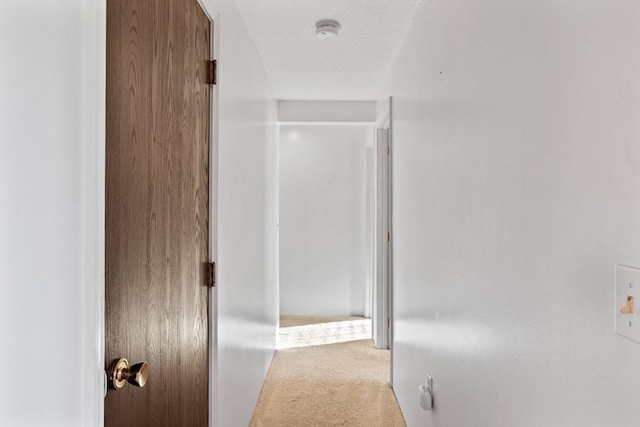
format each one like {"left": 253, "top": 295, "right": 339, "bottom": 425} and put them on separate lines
{"left": 105, "top": 0, "right": 211, "bottom": 425}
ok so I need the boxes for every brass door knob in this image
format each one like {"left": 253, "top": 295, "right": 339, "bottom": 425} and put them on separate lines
{"left": 108, "top": 358, "right": 149, "bottom": 390}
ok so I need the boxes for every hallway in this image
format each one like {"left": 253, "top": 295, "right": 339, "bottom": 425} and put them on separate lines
{"left": 4, "top": 1, "right": 640, "bottom": 426}
{"left": 249, "top": 318, "right": 405, "bottom": 427}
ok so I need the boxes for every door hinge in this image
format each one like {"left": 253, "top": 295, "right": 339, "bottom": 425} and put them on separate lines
{"left": 208, "top": 60, "right": 217, "bottom": 85}
{"left": 207, "top": 262, "right": 216, "bottom": 287}
{"left": 387, "top": 317, "right": 391, "bottom": 328}
{"left": 387, "top": 231, "right": 391, "bottom": 242}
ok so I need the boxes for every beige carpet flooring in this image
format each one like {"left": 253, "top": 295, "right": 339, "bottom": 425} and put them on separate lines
{"left": 249, "top": 317, "right": 406, "bottom": 427}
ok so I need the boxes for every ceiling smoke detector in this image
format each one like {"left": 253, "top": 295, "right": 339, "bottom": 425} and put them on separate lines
{"left": 315, "top": 19, "right": 341, "bottom": 40}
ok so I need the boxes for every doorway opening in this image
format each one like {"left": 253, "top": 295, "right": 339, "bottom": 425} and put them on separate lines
{"left": 277, "top": 121, "right": 376, "bottom": 352}
{"left": 275, "top": 100, "right": 393, "bottom": 356}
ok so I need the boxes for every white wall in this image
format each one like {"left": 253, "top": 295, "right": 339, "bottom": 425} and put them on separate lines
{"left": 202, "top": 1, "right": 279, "bottom": 426}
{"left": 383, "top": 1, "right": 640, "bottom": 426}
{"left": 279, "top": 125, "right": 371, "bottom": 316}
{"left": 0, "top": 1, "right": 105, "bottom": 426}
{"left": 278, "top": 101, "right": 376, "bottom": 124}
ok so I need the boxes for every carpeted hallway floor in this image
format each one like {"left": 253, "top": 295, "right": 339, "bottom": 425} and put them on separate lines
{"left": 249, "top": 317, "right": 406, "bottom": 427}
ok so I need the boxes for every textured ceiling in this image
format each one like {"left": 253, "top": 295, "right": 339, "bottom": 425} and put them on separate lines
{"left": 234, "top": 0, "right": 422, "bottom": 100}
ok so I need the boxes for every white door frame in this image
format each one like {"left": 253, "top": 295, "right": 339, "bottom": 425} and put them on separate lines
{"left": 364, "top": 142, "right": 375, "bottom": 320}
{"left": 373, "top": 127, "right": 391, "bottom": 350}
{"left": 372, "top": 97, "right": 393, "bottom": 387}
{"left": 387, "top": 96, "right": 394, "bottom": 388}
{"left": 196, "top": 2, "right": 221, "bottom": 426}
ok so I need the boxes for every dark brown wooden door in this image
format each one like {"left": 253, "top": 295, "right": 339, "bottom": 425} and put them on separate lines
{"left": 105, "top": 0, "right": 211, "bottom": 425}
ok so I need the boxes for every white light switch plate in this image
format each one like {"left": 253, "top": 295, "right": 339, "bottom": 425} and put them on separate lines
{"left": 615, "top": 265, "right": 640, "bottom": 344}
